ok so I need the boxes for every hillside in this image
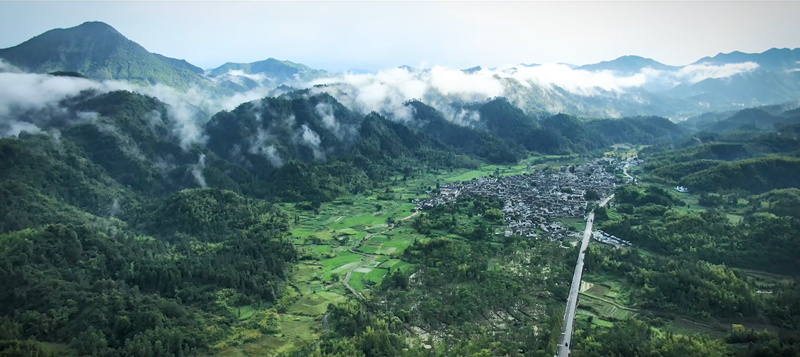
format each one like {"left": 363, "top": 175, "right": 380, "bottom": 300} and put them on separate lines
{"left": 0, "top": 21, "right": 210, "bottom": 89}
{"left": 680, "top": 156, "right": 800, "bottom": 194}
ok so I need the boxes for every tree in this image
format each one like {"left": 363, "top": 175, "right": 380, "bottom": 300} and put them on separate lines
{"left": 585, "top": 189, "right": 601, "bottom": 201}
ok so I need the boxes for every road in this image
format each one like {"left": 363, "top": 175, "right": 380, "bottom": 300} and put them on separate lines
{"left": 343, "top": 253, "right": 375, "bottom": 300}
{"left": 623, "top": 163, "right": 634, "bottom": 182}
{"left": 556, "top": 194, "right": 614, "bottom": 357}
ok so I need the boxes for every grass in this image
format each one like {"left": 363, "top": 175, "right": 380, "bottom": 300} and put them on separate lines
{"left": 349, "top": 271, "right": 366, "bottom": 292}
{"left": 320, "top": 252, "right": 363, "bottom": 281}
{"left": 579, "top": 294, "right": 636, "bottom": 320}
{"left": 443, "top": 163, "right": 533, "bottom": 183}
{"left": 583, "top": 274, "right": 633, "bottom": 305}
{"left": 576, "top": 310, "right": 615, "bottom": 328}
{"left": 365, "top": 268, "right": 388, "bottom": 283}
{"left": 235, "top": 305, "right": 257, "bottom": 320}
{"left": 286, "top": 291, "right": 345, "bottom": 316}
{"left": 321, "top": 251, "right": 362, "bottom": 272}
{"left": 225, "top": 316, "right": 318, "bottom": 357}
{"left": 557, "top": 217, "right": 587, "bottom": 232}
{"left": 379, "top": 259, "right": 415, "bottom": 274}
{"left": 737, "top": 268, "right": 795, "bottom": 285}
{"left": 313, "top": 245, "right": 331, "bottom": 254}
{"left": 664, "top": 317, "right": 726, "bottom": 338}
{"left": 445, "top": 170, "right": 493, "bottom": 182}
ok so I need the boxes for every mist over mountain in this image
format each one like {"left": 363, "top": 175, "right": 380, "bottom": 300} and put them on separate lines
{"left": 2, "top": 21, "right": 799, "bottom": 124}
{"left": 207, "top": 58, "right": 329, "bottom": 92}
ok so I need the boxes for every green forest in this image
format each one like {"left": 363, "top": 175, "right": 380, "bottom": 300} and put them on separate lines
{"left": 1, "top": 82, "right": 799, "bottom": 357}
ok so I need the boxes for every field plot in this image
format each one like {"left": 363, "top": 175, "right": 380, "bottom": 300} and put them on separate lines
{"left": 286, "top": 291, "right": 346, "bottom": 316}
{"left": 379, "top": 259, "right": 415, "bottom": 274}
{"left": 349, "top": 267, "right": 389, "bottom": 292}
{"left": 357, "top": 227, "right": 420, "bottom": 256}
{"left": 349, "top": 271, "right": 366, "bottom": 292}
{"left": 444, "top": 163, "right": 531, "bottom": 182}
{"left": 579, "top": 278, "right": 637, "bottom": 323}
{"left": 581, "top": 295, "right": 636, "bottom": 320}
{"left": 582, "top": 276, "right": 631, "bottom": 304}
{"left": 321, "top": 252, "right": 363, "bottom": 281}
{"left": 575, "top": 310, "right": 615, "bottom": 328}
{"left": 664, "top": 317, "right": 726, "bottom": 338}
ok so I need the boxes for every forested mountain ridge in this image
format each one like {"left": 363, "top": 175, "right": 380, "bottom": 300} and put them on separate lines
{"left": 0, "top": 22, "right": 209, "bottom": 89}
{"left": 0, "top": 95, "right": 300, "bottom": 355}
{"left": 641, "top": 105, "right": 800, "bottom": 194}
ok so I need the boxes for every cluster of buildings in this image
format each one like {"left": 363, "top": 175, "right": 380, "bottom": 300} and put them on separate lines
{"left": 593, "top": 230, "right": 632, "bottom": 248}
{"left": 415, "top": 158, "right": 627, "bottom": 240}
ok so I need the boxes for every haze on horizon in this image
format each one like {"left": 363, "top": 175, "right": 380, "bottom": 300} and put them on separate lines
{"left": 1, "top": 1, "right": 798, "bottom": 72}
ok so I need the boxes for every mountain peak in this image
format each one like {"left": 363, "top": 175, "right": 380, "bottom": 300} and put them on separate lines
{"left": 0, "top": 21, "right": 209, "bottom": 89}
{"left": 74, "top": 21, "right": 120, "bottom": 33}
{"left": 579, "top": 55, "right": 676, "bottom": 73}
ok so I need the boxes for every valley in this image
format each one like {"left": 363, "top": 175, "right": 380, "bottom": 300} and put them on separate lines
{"left": 0, "top": 17, "right": 799, "bottom": 357}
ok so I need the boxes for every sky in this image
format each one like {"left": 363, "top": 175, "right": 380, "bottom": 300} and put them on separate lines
{"left": 0, "top": 1, "right": 799, "bottom": 72}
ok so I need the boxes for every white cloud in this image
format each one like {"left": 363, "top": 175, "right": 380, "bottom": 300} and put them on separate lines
{"left": 429, "top": 66, "right": 504, "bottom": 99}
{"left": 300, "top": 124, "right": 320, "bottom": 147}
{"left": 248, "top": 128, "right": 284, "bottom": 167}
{"left": 299, "top": 124, "right": 324, "bottom": 160}
{"left": 308, "top": 63, "right": 651, "bottom": 122}
{"left": 496, "top": 64, "right": 648, "bottom": 95}
{"left": 191, "top": 153, "right": 207, "bottom": 187}
{"left": 0, "top": 59, "right": 21, "bottom": 73}
{"left": 2, "top": 120, "right": 41, "bottom": 137}
{"left": 0, "top": 72, "right": 103, "bottom": 118}
{"left": 0, "top": 70, "right": 241, "bottom": 147}
{"left": 677, "top": 62, "right": 759, "bottom": 83}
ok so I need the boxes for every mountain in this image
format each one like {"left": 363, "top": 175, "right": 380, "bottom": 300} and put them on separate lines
{"left": 692, "top": 48, "right": 800, "bottom": 71}
{"left": 207, "top": 58, "right": 329, "bottom": 92}
{"left": 407, "top": 100, "right": 524, "bottom": 164}
{"left": 0, "top": 21, "right": 210, "bottom": 89}
{"left": 579, "top": 55, "right": 678, "bottom": 74}
{"left": 681, "top": 106, "right": 800, "bottom": 134}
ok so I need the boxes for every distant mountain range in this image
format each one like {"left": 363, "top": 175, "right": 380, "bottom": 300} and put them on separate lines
{"left": 207, "top": 58, "right": 329, "bottom": 92}
{"left": 1, "top": 21, "right": 799, "bottom": 119}
{"left": 578, "top": 55, "right": 679, "bottom": 74}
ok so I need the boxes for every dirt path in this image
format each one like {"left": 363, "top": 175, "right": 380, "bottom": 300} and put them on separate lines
{"left": 400, "top": 211, "right": 420, "bottom": 221}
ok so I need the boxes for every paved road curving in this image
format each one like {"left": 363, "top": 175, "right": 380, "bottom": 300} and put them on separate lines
{"left": 556, "top": 194, "right": 614, "bottom": 357}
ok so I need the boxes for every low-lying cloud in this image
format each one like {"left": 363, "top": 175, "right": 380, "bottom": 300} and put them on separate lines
{"left": 0, "top": 64, "right": 278, "bottom": 148}
{"left": 676, "top": 62, "right": 759, "bottom": 83}
{"left": 0, "top": 57, "right": 770, "bottom": 145}
{"left": 307, "top": 60, "right": 765, "bottom": 122}
{"left": 299, "top": 124, "right": 324, "bottom": 160}
{"left": 191, "top": 153, "right": 207, "bottom": 188}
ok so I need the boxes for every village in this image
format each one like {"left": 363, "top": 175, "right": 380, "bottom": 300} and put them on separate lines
{"left": 415, "top": 157, "right": 639, "bottom": 240}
